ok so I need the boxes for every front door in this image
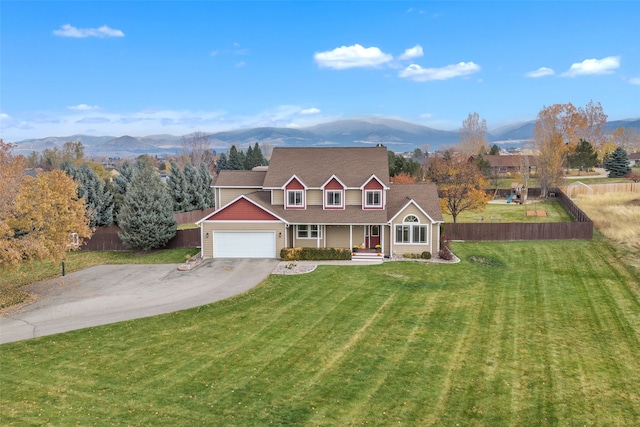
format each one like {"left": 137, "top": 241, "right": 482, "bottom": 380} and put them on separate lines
{"left": 365, "top": 225, "right": 380, "bottom": 248}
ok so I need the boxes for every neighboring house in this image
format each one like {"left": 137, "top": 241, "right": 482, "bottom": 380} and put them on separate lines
{"left": 197, "top": 147, "right": 443, "bottom": 259}
{"left": 483, "top": 155, "right": 537, "bottom": 176}
{"left": 629, "top": 152, "right": 640, "bottom": 167}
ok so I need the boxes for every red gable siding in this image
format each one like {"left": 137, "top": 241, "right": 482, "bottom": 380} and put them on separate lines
{"left": 205, "top": 198, "right": 279, "bottom": 221}
{"left": 286, "top": 177, "right": 305, "bottom": 190}
{"left": 324, "top": 178, "right": 344, "bottom": 190}
{"left": 364, "top": 178, "right": 383, "bottom": 190}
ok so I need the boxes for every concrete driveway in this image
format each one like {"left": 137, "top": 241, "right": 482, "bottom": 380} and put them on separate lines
{"left": 0, "top": 259, "right": 278, "bottom": 344}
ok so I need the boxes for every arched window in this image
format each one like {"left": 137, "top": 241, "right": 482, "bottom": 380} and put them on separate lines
{"left": 395, "top": 215, "right": 428, "bottom": 244}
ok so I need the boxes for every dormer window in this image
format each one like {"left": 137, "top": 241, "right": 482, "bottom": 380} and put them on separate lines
{"left": 365, "top": 190, "right": 382, "bottom": 208}
{"left": 325, "top": 190, "right": 342, "bottom": 208}
{"left": 287, "top": 190, "right": 304, "bottom": 207}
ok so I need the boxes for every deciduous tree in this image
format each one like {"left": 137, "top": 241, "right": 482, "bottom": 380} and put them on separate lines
{"left": 459, "top": 112, "right": 488, "bottom": 155}
{"left": 182, "top": 131, "right": 213, "bottom": 169}
{"left": 428, "top": 154, "right": 489, "bottom": 223}
{"left": 2, "top": 165, "right": 92, "bottom": 268}
{"left": 612, "top": 126, "right": 640, "bottom": 154}
{"left": 534, "top": 104, "right": 571, "bottom": 196}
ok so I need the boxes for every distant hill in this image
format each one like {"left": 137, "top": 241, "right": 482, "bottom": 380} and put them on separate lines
{"left": 12, "top": 117, "right": 640, "bottom": 157}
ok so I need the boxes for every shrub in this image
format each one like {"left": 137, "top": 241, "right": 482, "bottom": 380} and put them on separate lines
{"left": 402, "top": 253, "right": 420, "bottom": 259}
{"left": 421, "top": 251, "right": 432, "bottom": 260}
{"left": 280, "top": 247, "right": 352, "bottom": 261}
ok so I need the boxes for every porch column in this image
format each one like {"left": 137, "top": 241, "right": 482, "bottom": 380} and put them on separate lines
{"left": 349, "top": 225, "right": 353, "bottom": 249}
{"left": 317, "top": 225, "right": 320, "bottom": 248}
{"left": 381, "top": 224, "right": 385, "bottom": 256}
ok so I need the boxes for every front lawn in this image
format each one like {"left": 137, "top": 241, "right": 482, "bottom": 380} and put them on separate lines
{"left": 443, "top": 199, "right": 573, "bottom": 223}
{"left": 2, "top": 240, "right": 639, "bottom": 425}
{"left": 0, "top": 248, "right": 199, "bottom": 310}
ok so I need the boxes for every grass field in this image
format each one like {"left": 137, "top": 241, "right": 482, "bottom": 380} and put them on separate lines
{"left": 2, "top": 239, "right": 639, "bottom": 425}
{"left": 0, "top": 248, "right": 199, "bottom": 310}
{"left": 573, "top": 192, "right": 640, "bottom": 258}
{"left": 443, "top": 199, "right": 573, "bottom": 223}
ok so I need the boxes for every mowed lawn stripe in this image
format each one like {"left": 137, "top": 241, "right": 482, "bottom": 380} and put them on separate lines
{"left": 1, "top": 240, "right": 640, "bottom": 425}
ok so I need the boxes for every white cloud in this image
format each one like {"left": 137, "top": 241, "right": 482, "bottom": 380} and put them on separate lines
{"left": 398, "top": 62, "right": 480, "bottom": 82}
{"left": 419, "top": 113, "right": 433, "bottom": 119}
{"left": 399, "top": 45, "right": 424, "bottom": 60}
{"left": 629, "top": 77, "right": 640, "bottom": 85}
{"left": 235, "top": 61, "right": 246, "bottom": 68}
{"left": 314, "top": 44, "right": 393, "bottom": 69}
{"left": 0, "top": 113, "right": 10, "bottom": 120}
{"left": 300, "top": 108, "right": 321, "bottom": 115}
{"left": 67, "top": 104, "right": 100, "bottom": 111}
{"left": 525, "top": 67, "right": 555, "bottom": 78}
{"left": 53, "top": 24, "right": 125, "bottom": 38}
{"left": 210, "top": 50, "right": 219, "bottom": 57}
{"left": 562, "top": 56, "right": 620, "bottom": 77}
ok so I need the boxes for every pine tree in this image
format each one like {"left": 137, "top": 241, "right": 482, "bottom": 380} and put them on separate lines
{"left": 216, "top": 153, "right": 228, "bottom": 171}
{"left": 227, "top": 145, "right": 245, "bottom": 170}
{"left": 62, "top": 162, "right": 114, "bottom": 227}
{"left": 167, "top": 161, "right": 189, "bottom": 212}
{"left": 489, "top": 144, "right": 500, "bottom": 155}
{"left": 567, "top": 139, "right": 598, "bottom": 173}
{"left": 184, "top": 162, "right": 205, "bottom": 210}
{"left": 198, "top": 163, "right": 215, "bottom": 208}
{"left": 604, "top": 147, "right": 632, "bottom": 178}
{"left": 117, "top": 163, "right": 176, "bottom": 251}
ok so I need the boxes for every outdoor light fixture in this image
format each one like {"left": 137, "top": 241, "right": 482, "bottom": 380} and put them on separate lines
{"left": 206, "top": 232, "right": 209, "bottom": 238}
{"left": 278, "top": 232, "right": 282, "bottom": 238}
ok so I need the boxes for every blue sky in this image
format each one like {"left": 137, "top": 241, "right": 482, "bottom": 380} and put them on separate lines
{"left": 1, "top": 1, "right": 638, "bottom": 141}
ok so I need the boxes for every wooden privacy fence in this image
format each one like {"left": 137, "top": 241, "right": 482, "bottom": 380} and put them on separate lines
{"left": 565, "top": 182, "right": 640, "bottom": 197}
{"left": 174, "top": 207, "right": 215, "bottom": 224}
{"left": 81, "top": 226, "right": 201, "bottom": 251}
{"left": 445, "top": 187, "right": 593, "bottom": 241}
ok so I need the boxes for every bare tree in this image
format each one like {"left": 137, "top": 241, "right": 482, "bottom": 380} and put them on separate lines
{"left": 181, "top": 131, "right": 213, "bottom": 169}
{"left": 459, "top": 112, "right": 488, "bottom": 156}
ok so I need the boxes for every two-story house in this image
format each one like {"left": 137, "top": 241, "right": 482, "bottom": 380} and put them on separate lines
{"left": 196, "top": 146, "right": 443, "bottom": 258}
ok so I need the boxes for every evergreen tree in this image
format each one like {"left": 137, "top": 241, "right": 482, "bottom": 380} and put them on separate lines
{"left": 216, "top": 153, "right": 228, "bottom": 171}
{"left": 251, "top": 142, "right": 266, "bottom": 167}
{"left": 489, "top": 144, "right": 500, "bottom": 155}
{"left": 227, "top": 145, "right": 245, "bottom": 170}
{"left": 117, "top": 162, "right": 176, "bottom": 251}
{"left": 604, "top": 147, "right": 632, "bottom": 178}
{"left": 167, "top": 161, "right": 189, "bottom": 212}
{"left": 198, "top": 163, "right": 215, "bottom": 208}
{"left": 62, "top": 162, "right": 114, "bottom": 227}
{"left": 184, "top": 162, "right": 205, "bottom": 210}
{"left": 244, "top": 144, "right": 254, "bottom": 169}
{"left": 473, "top": 153, "right": 492, "bottom": 177}
{"left": 567, "top": 139, "right": 598, "bottom": 172}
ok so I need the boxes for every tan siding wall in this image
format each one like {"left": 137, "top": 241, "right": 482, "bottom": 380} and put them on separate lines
{"left": 272, "top": 190, "right": 284, "bottom": 205}
{"left": 390, "top": 205, "right": 434, "bottom": 256}
{"left": 345, "top": 189, "right": 361, "bottom": 205}
{"left": 217, "top": 188, "right": 256, "bottom": 207}
{"left": 351, "top": 225, "right": 367, "bottom": 248}
{"left": 201, "top": 221, "right": 286, "bottom": 259}
{"left": 306, "top": 189, "right": 323, "bottom": 205}
{"left": 326, "top": 225, "right": 351, "bottom": 248}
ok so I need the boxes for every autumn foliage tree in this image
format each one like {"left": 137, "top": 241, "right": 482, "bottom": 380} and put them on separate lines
{"left": 2, "top": 141, "right": 92, "bottom": 269}
{"left": 459, "top": 112, "right": 488, "bottom": 155}
{"left": 427, "top": 153, "right": 489, "bottom": 223}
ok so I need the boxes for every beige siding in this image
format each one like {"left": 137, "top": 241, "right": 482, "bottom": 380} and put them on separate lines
{"left": 390, "top": 204, "right": 435, "bottom": 256}
{"left": 351, "top": 225, "right": 366, "bottom": 248}
{"left": 201, "top": 221, "right": 286, "bottom": 259}
{"left": 217, "top": 188, "right": 257, "bottom": 207}
{"left": 325, "top": 225, "right": 351, "bottom": 248}
{"left": 345, "top": 189, "right": 361, "bottom": 206}
{"left": 306, "top": 189, "right": 323, "bottom": 205}
{"left": 272, "top": 190, "right": 284, "bottom": 205}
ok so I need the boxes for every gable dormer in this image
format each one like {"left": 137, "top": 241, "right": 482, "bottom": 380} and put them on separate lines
{"left": 283, "top": 175, "right": 307, "bottom": 210}
{"left": 361, "top": 175, "right": 387, "bottom": 210}
{"left": 321, "top": 175, "right": 346, "bottom": 210}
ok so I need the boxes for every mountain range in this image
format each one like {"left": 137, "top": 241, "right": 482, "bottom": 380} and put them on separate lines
{"left": 11, "top": 117, "right": 640, "bottom": 158}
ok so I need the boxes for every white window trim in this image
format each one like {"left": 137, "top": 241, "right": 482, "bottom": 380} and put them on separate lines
{"left": 286, "top": 189, "right": 305, "bottom": 209}
{"left": 364, "top": 189, "right": 383, "bottom": 208}
{"left": 324, "top": 189, "right": 344, "bottom": 209}
{"left": 395, "top": 215, "right": 429, "bottom": 244}
{"left": 297, "top": 224, "right": 322, "bottom": 239}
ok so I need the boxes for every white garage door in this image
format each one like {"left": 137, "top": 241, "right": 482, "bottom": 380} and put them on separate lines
{"left": 214, "top": 231, "right": 276, "bottom": 258}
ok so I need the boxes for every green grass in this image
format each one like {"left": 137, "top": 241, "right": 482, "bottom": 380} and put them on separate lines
{"left": 0, "top": 248, "right": 199, "bottom": 310}
{"left": 2, "top": 239, "right": 640, "bottom": 425}
{"left": 443, "top": 199, "right": 573, "bottom": 223}
{"left": 177, "top": 222, "right": 198, "bottom": 230}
